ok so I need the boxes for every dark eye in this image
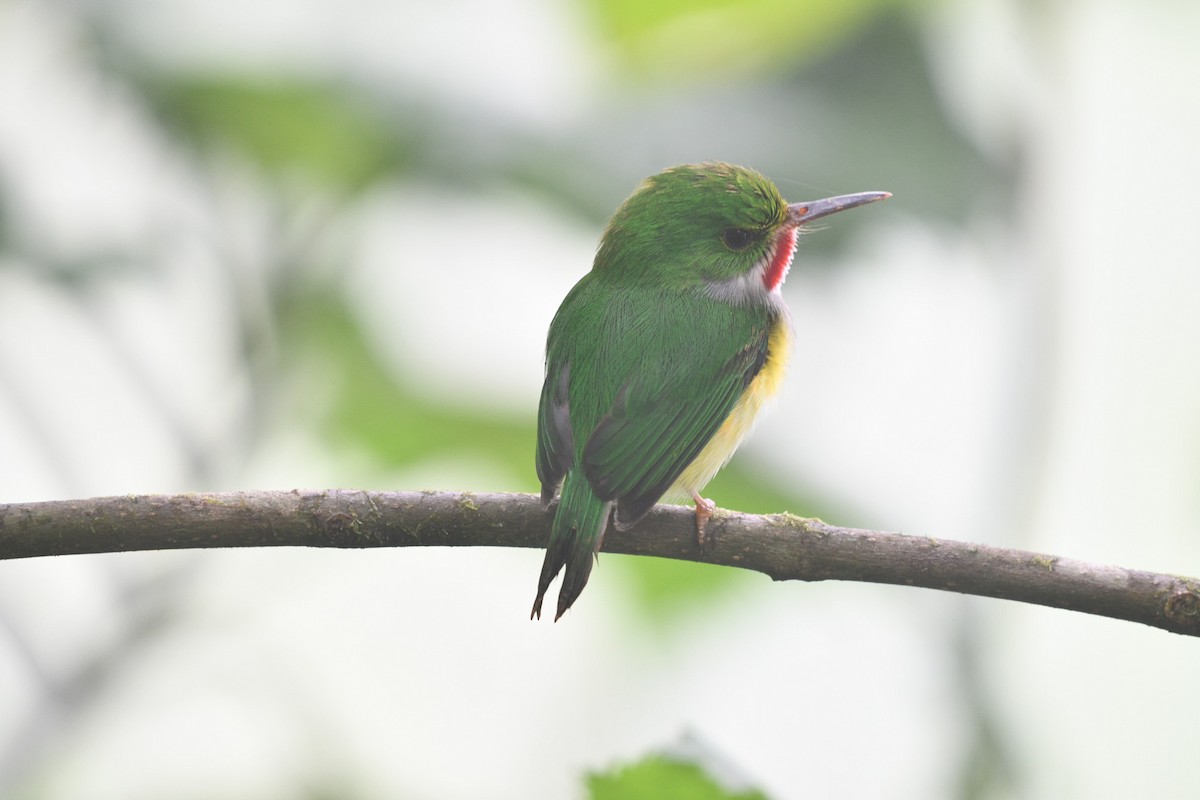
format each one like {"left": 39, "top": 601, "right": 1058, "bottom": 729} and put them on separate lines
{"left": 722, "top": 227, "right": 754, "bottom": 251}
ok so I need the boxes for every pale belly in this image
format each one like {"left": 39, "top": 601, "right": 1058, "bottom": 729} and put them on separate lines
{"left": 671, "top": 316, "right": 792, "bottom": 496}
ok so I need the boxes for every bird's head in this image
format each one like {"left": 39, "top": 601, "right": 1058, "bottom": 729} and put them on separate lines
{"left": 594, "top": 162, "right": 889, "bottom": 303}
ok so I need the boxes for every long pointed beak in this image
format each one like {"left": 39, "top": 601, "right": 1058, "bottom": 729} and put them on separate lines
{"left": 788, "top": 191, "right": 891, "bottom": 225}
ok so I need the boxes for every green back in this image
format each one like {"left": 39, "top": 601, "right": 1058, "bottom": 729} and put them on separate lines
{"left": 537, "top": 275, "right": 773, "bottom": 527}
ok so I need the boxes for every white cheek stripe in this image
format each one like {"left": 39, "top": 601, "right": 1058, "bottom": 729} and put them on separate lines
{"left": 703, "top": 245, "right": 777, "bottom": 306}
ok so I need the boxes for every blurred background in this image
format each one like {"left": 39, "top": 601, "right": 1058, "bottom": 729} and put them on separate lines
{"left": 1, "top": 0, "right": 1198, "bottom": 797}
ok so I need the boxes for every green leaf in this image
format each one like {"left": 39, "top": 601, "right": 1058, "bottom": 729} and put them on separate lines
{"left": 588, "top": 754, "right": 769, "bottom": 800}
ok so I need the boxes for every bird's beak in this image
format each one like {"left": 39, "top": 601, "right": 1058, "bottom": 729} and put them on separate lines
{"left": 788, "top": 191, "right": 891, "bottom": 226}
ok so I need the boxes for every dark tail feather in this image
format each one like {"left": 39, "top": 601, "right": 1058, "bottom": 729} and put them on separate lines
{"left": 531, "top": 473, "right": 611, "bottom": 621}
{"left": 531, "top": 533, "right": 573, "bottom": 620}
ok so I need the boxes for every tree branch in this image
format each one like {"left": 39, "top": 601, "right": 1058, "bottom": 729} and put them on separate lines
{"left": 1, "top": 490, "right": 1197, "bottom": 636}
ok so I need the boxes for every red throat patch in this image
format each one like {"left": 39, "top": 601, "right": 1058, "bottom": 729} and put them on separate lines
{"left": 763, "top": 227, "right": 798, "bottom": 292}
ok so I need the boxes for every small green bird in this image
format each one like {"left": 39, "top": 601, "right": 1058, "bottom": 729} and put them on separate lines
{"left": 533, "top": 162, "right": 888, "bottom": 620}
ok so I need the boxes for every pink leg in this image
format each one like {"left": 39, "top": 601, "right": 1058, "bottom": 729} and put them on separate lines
{"left": 690, "top": 490, "right": 716, "bottom": 552}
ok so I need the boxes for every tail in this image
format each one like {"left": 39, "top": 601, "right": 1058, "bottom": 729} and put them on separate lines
{"left": 531, "top": 471, "right": 612, "bottom": 621}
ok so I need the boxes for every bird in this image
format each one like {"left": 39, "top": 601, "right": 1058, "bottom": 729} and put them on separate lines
{"left": 532, "top": 162, "right": 889, "bottom": 620}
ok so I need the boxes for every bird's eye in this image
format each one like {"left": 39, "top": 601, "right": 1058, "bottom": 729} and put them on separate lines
{"left": 722, "top": 227, "right": 754, "bottom": 251}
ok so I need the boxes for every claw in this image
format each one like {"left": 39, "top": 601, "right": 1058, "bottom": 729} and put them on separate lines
{"left": 690, "top": 491, "right": 716, "bottom": 552}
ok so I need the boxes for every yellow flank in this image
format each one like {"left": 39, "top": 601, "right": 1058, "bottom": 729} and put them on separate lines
{"left": 673, "top": 316, "right": 792, "bottom": 496}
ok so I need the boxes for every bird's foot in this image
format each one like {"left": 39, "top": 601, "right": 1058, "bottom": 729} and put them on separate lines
{"left": 690, "top": 492, "right": 717, "bottom": 552}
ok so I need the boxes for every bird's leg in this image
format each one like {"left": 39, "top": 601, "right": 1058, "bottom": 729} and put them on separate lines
{"left": 690, "top": 491, "right": 717, "bottom": 552}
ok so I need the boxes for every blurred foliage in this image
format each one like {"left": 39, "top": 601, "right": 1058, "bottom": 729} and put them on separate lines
{"left": 279, "top": 287, "right": 533, "bottom": 480}
{"left": 587, "top": 753, "right": 769, "bottom": 800}
{"left": 120, "top": 11, "right": 1002, "bottom": 233}
{"left": 145, "top": 77, "right": 408, "bottom": 191}
{"left": 588, "top": 0, "right": 911, "bottom": 80}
